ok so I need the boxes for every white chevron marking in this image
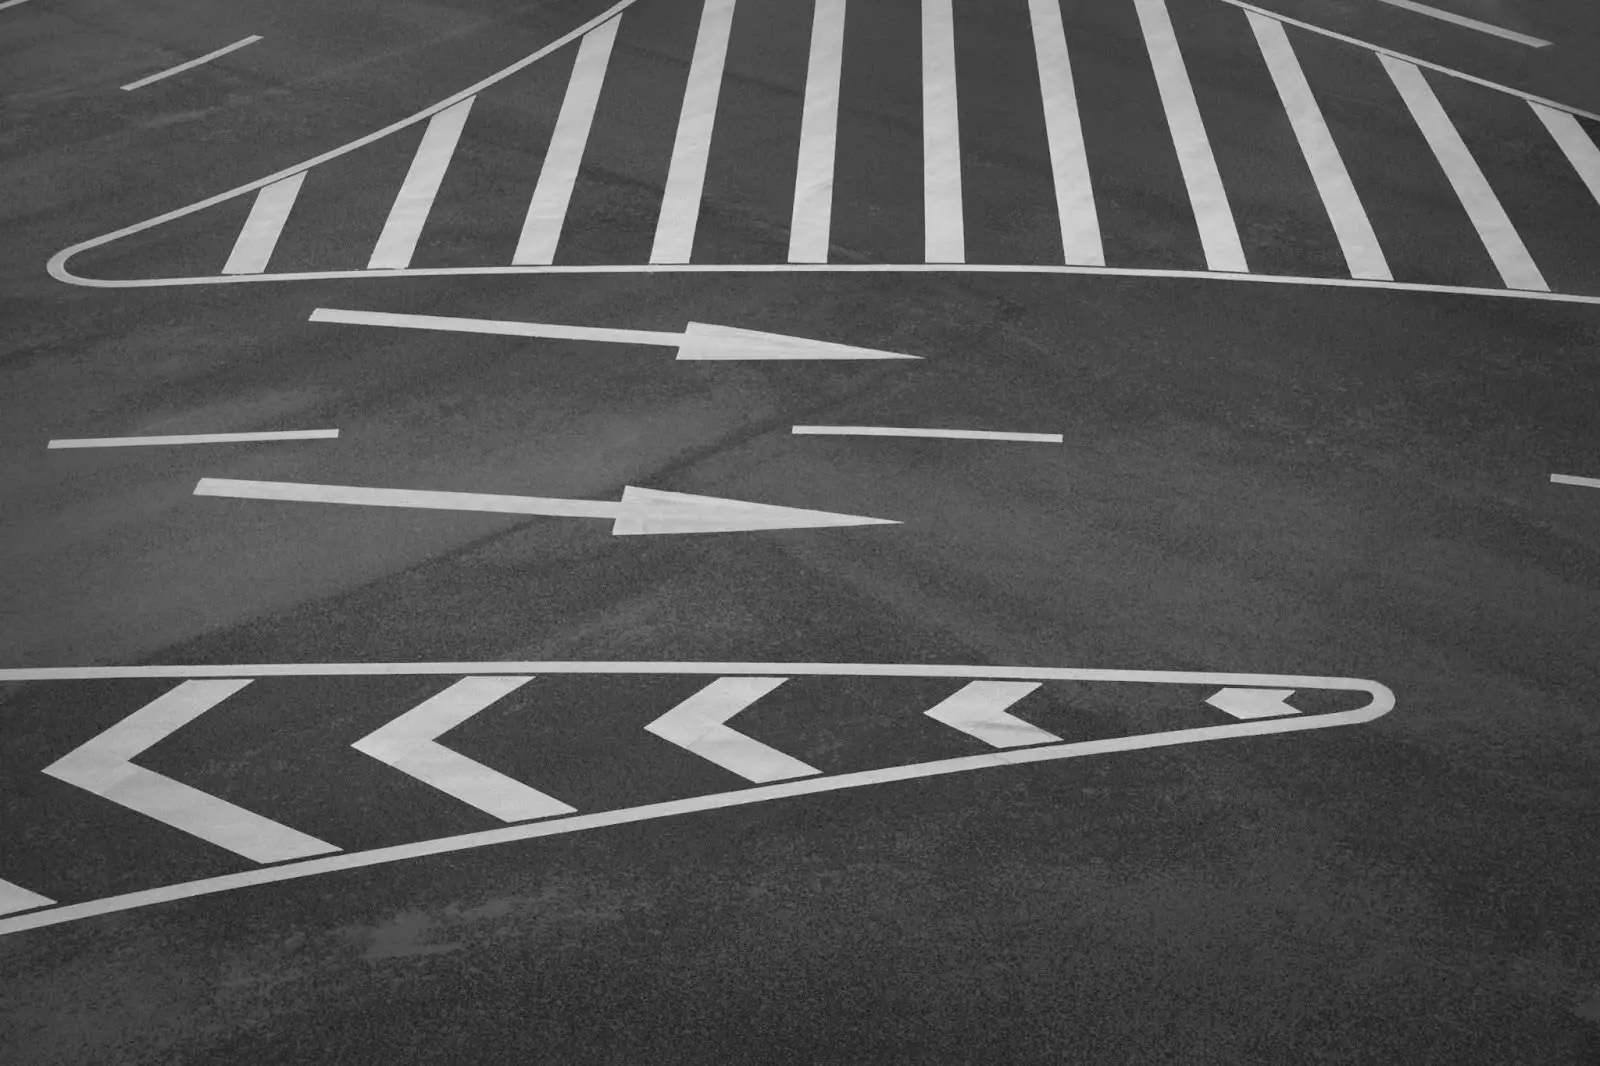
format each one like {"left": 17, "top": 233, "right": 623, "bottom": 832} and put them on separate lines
{"left": 1206, "top": 687, "right": 1300, "bottom": 719}
{"left": 924, "top": 680, "right": 1060, "bottom": 748}
{"left": 645, "top": 677, "right": 820, "bottom": 782}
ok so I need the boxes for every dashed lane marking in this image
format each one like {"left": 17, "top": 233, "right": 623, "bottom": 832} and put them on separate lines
{"left": 791, "top": 426, "right": 1064, "bottom": 443}
{"left": 1550, "top": 473, "right": 1600, "bottom": 490}
{"left": 119, "top": 34, "right": 262, "bottom": 92}
{"left": 47, "top": 429, "right": 338, "bottom": 449}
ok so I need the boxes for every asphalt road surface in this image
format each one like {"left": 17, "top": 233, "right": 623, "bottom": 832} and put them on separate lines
{"left": 3, "top": 0, "right": 1599, "bottom": 1062}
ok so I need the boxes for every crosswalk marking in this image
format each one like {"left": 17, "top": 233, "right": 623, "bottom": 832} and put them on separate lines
{"left": 1135, "top": 0, "right": 1248, "bottom": 272}
{"left": 921, "top": 0, "right": 964, "bottom": 263}
{"left": 651, "top": 0, "right": 738, "bottom": 264}
{"left": 0, "top": 878, "right": 53, "bottom": 918}
{"left": 1248, "top": 13, "right": 1390, "bottom": 281}
{"left": 1028, "top": 0, "right": 1102, "bottom": 266}
{"left": 368, "top": 97, "right": 475, "bottom": 270}
{"left": 1530, "top": 102, "right": 1600, "bottom": 211}
{"left": 514, "top": 18, "right": 620, "bottom": 266}
{"left": 924, "top": 681, "right": 1061, "bottom": 747}
{"left": 1381, "top": 56, "right": 1547, "bottom": 292}
{"left": 789, "top": 0, "right": 847, "bottom": 264}
{"left": 222, "top": 171, "right": 305, "bottom": 275}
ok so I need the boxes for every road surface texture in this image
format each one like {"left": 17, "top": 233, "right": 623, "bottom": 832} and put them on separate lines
{"left": 2, "top": 0, "right": 1598, "bottom": 1062}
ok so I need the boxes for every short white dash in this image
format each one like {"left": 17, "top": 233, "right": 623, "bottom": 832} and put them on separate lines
{"left": 792, "top": 426, "right": 1063, "bottom": 442}
{"left": 120, "top": 35, "right": 262, "bottom": 91}
{"left": 1372, "top": 0, "right": 1550, "bottom": 48}
{"left": 49, "top": 429, "right": 339, "bottom": 449}
{"left": 1551, "top": 473, "right": 1600, "bottom": 489}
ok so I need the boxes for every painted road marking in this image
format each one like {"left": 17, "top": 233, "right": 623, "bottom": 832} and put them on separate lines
{"left": 307, "top": 307, "right": 919, "bottom": 360}
{"left": 48, "top": 428, "right": 338, "bottom": 449}
{"left": 922, "top": 0, "right": 964, "bottom": 263}
{"left": 924, "top": 680, "right": 1060, "bottom": 747}
{"left": 0, "top": 0, "right": 36, "bottom": 11}
{"left": 1531, "top": 103, "right": 1600, "bottom": 210}
{"left": 651, "top": 0, "right": 737, "bottom": 264}
{"left": 1550, "top": 473, "right": 1600, "bottom": 490}
{"left": 1248, "top": 12, "right": 1391, "bottom": 281}
{"left": 1381, "top": 55, "right": 1547, "bottom": 291}
{"left": 1372, "top": 0, "right": 1550, "bottom": 49}
{"left": 0, "top": 662, "right": 1394, "bottom": 938}
{"left": 222, "top": 172, "right": 306, "bottom": 275}
{"left": 1206, "top": 687, "right": 1300, "bottom": 719}
{"left": 1135, "top": 0, "right": 1248, "bottom": 273}
{"left": 792, "top": 425, "right": 1063, "bottom": 443}
{"left": 194, "top": 478, "right": 899, "bottom": 535}
{"left": 352, "top": 677, "right": 576, "bottom": 820}
{"left": 514, "top": 17, "right": 620, "bottom": 266}
{"left": 368, "top": 97, "right": 475, "bottom": 270}
{"left": 645, "top": 677, "right": 821, "bottom": 782}
{"left": 1028, "top": 0, "right": 1102, "bottom": 266}
{"left": 789, "top": 0, "right": 847, "bottom": 264}
{"left": 120, "top": 34, "right": 261, "bottom": 91}
{"left": 0, "top": 878, "right": 54, "bottom": 918}
{"left": 43, "top": 680, "right": 339, "bottom": 863}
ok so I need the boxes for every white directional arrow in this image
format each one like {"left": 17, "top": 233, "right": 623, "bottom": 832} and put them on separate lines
{"left": 351, "top": 676, "right": 575, "bottom": 821}
{"left": 1206, "top": 687, "right": 1301, "bottom": 720}
{"left": 43, "top": 680, "right": 339, "bottom": 863}
{"left": 308, "top": 308, "right": 920, "bottom": 361}
{"left": 924, "top": 681, "right": 1060, "bottom": 748}
{"left": 644, "top": 677, "right": 820, "bottom": 783}
{"left": 0, "top": 878, "right": 54, "bottom": 918}
{"left": 195, "top": 478, "right": 898, "bottom": 536}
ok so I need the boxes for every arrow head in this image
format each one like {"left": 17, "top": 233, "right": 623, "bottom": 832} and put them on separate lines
{"left": 613, "top": 487, "right": 899, "bottom": 535}
{"left": 677, "top": 322, "right": 920, "bottom": 361}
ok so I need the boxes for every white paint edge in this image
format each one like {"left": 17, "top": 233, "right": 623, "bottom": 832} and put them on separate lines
{"left": 1550, "top": 473, "right": 1600, "bottom": 489}
{"left": 120, "top": 35, "right": 262, "bottom": 91}
{"left": 0, "top": 667, "right": 1392, "bottom": 937}
{"left": 1371, "top": 0, "right": 1550, "bottom": 48}
{"left": 0, "top": 0, "right": 37, "bottom": 11}
{"left": 48, "top": 429, "right": 338, "bottom": 449}
{"left": 792, "top": 426, "right": 1064, "bottom": 442}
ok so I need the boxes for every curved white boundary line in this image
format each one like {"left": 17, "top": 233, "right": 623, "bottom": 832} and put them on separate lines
{"left": 0, "top": 661, "right": 1393, "bottom": 937}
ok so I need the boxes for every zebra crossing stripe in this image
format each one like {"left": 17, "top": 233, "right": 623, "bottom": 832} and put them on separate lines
{"left": 368, "top": 97, "right": 475, "bottom": 270}
{"left": 651, "top": 0, "right": 738, "bottom": 264}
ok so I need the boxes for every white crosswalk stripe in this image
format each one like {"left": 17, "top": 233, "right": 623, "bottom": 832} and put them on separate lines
{"left": 368, "top": 97, "right": 475, "bottom": 270}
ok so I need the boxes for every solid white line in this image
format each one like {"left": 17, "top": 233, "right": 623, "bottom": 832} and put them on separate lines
{"left": 0, "top": 673, "right": 1392, "bottom": 938}
{"left": 789, "top": 0, "right": 847, "bottom": 264}
{"left": 922, "top": 0, "right": 964, "bottom": 263}
{"left": 309, "top": 307, "right": 683, "bottom": 347}
{"left": 651, "top": 0, "right": 738, "bottom": 264}
{"left": 645, "top": 677, "right": 820, "bottom": 782}
{"left": 0, "top": 0, "right": 36, "bottom": 11}
{"left": 352, "top": 677, "right": 576, "bottom": 820}
{"left": 792, "top": 425, "right": 1063, "bottom": 442}
{"left": 1381, "top": 56, "right": 1546, "bottom": 291}
{"left": 49, "top": 429, "right": 337, "bottom": 449}
{"left": 196, "top": 477, "right": 622, "bottom": 520}
{"left": 0, "top": 878, "right": 54, "bottom": 917}
{"left": 514, "top": 18, "right": 620, "bottom": 266}
{"left": 1028, "top": 0, "right": 1102, "bottom": 266}
{"left": 221, "top": 172, "right": 305, "bottom": 275}
{"left": 120, "top": 34, "right": 261, "bottom": 91}
{"left": 1530, "top": 103, "right": 1600, "bottom": 210}
{"left": 1134, "top": 0, "right": 1247, "bottom": 272}
{"left": 924, "top": 680, "right": 1060, "bottom": 747}
{"left": 1550, "top": 473, "right": 1600, "bottom": 489}
{"left": 1248, "top": 12, "right": 1390, "bottom": 281}
{"left": 1372, "top": 0, "right": 1550, "bottom": 48}
{"left": 42, "top": 680, "right": 339, "bottom": 863}
{"left": 368, "top": 97, "right": 475, "bottom": 270}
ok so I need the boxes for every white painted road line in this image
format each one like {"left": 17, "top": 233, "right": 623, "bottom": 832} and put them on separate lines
{"left": 1249, "top": 12, "right": 1391, "bottom": 281}
{"left": 1206, "top": 687, "right": 1300, "bottom": 719}
{"left": 221, "top": 172, "right": 305, "bottom": 275}
{"left": 792, "top": 426, "right": 1063, "bottom": 442}
{"left": 1381, "top": 56, "right": 1547, "bottom": 292}
{"left": 120, "top": 34, "right": 261, "bottom": 91}
{"left": 0, "top": 878, "right": 54, "bottom": 918}
{"left": 1550, "top": 473, "right": 1600, "bottom": 490}
{"left": 1372, "top": 0, "right": 1550, "bottom": 48}
{"left": 788, "top": 0, "right": 847, "bottom": 264}
{"left": 514, "top": 17, "right": 620, "bottom": 266}
{"left": 48, "top": 429, "right": 338, "bottom": 449}
{"left": 368, "top": 97, "right": 475, "bottom": 270}
{"left": 922, "top": 0, "right": 964, "bottom": 263}
{"left": 1531, "top": 103, "right": 1600, "bottom": 210}
{"left": 0, "top": 0, "right": 37, "bottom": 13}
{"left": 924, "top": 681, "right": 1060, "bottom": 748}
{"left": 194, "top": 477, "right": 899, "bottom": 535}
{"left": 1135, "top": 0, "right": 1248, "bottom": 273}
{"left": 1028, "top": 0, "right": 1102, "bottom": 266}
{"left": 651, "top": 0, "right": 737, "bottom": 264}
{"left": 645, "top": 677, "right": 821, "bottom": 782}
{"left": 308, "top": 307, "right": 918, "bottom": 360}
{"left": 352, "top": 677, "right": 576, "bottom": 821}
{"left": 43, "top": 680, "right": 339, "bottom": 863}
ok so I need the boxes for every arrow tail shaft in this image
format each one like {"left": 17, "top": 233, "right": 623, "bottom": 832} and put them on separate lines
{"left": 196, "top": 478, "right": 624, "bottom": 520}
{"left": 309, "top": 308, "right": 683, "bottom": 348}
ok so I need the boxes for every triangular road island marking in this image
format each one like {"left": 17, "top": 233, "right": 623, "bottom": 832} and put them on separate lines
{"left": 1206, "top": 687, "right": 1300, "bottom": 719}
